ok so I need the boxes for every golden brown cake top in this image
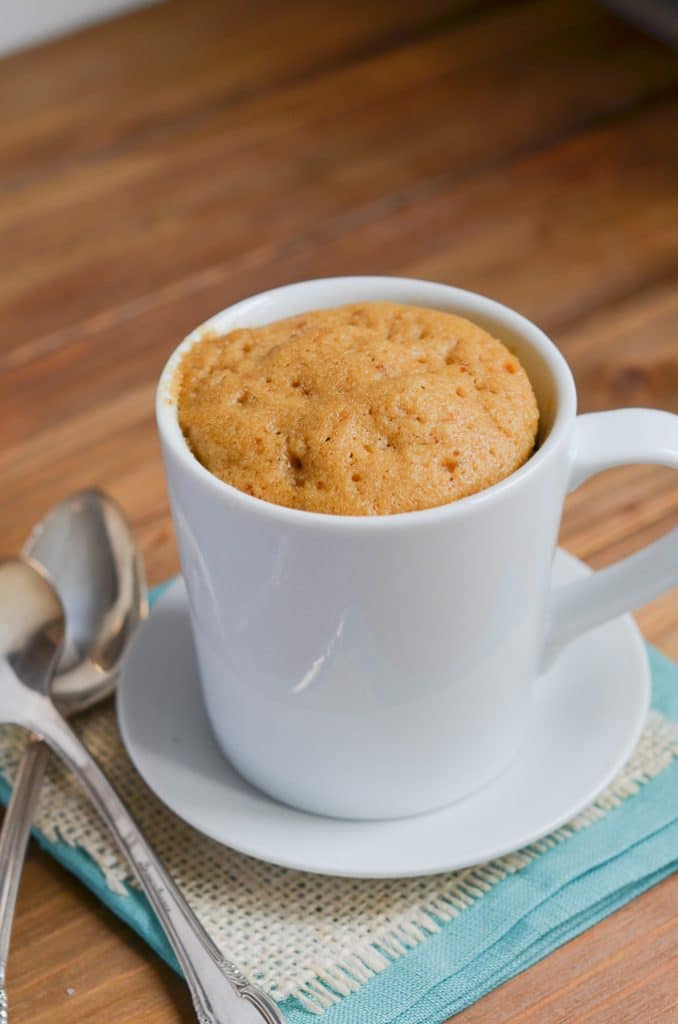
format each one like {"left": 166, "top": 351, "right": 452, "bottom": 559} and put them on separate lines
{"left": 176, "top": 302, "right": 539, "bottom": 515}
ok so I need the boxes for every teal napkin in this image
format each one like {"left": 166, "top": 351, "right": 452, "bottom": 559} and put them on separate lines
{"left": 1, "top": 582, "right": 675, "bottom": 1024}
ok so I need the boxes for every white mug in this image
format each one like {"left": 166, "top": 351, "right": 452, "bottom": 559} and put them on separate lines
{"left": 156, "top": 277, "right": 678, "bottom": 820}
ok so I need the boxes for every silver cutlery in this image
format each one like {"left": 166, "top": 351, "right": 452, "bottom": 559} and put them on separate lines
{"left": 0, "top": 489, "right": 147, "bottom": 1016}
{"left": 0, "top": 553, "right": 284, "bottom": 1022}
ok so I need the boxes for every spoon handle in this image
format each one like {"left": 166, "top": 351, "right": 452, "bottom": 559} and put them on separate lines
{"left": 31, "top": 701, "right": 284, "bottom": 1024}
{"left": 0, "top": 738, "right": 51, "bottom": 1018}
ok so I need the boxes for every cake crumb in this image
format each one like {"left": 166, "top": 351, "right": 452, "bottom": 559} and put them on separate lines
{"left": 177, "top": 302, "right": 539, "bottom": 515}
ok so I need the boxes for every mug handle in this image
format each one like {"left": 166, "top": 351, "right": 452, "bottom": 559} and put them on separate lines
{"left": 541, "top": 408, "right": 678, "bottom": 671}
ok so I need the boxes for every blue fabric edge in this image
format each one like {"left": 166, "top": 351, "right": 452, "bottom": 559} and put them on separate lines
{"left": 2, "top": 612, "right": 675, "bottom": 1024}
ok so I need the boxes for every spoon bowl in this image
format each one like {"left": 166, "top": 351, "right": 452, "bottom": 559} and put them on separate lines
{"left": 22, "top": 488, "right": 147, "bottom": 713}
{"left": 0, "top": 558, "right": 64, "bottom": 699}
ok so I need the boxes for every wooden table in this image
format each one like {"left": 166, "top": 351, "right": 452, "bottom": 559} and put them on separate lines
{"left": 1, "top": 1, "right": 676, "bottom": 1020}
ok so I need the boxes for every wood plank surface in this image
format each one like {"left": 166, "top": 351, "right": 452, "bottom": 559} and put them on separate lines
{"left": 0, "top": 0, "right": 676, "bottom": 1021}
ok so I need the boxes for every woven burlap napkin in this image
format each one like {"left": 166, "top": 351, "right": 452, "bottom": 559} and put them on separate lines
{"left": 0, "top": 688, "right": 675, "bottom": 1016}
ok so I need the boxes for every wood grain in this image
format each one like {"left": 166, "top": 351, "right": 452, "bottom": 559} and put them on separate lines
{"left": 0, "top": 0, "right": 676, "bottom": 1020}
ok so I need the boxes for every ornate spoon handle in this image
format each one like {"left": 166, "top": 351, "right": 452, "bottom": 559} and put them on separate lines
{"left": 0, "top": 738, "right": 50, "bottom": 1023}
{"left": 26, "top": 698, "right": 284, "bottom": 1024}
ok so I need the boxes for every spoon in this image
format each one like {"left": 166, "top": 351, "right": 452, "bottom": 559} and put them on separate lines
{"left": 0, "top": 490, "right": 147, "bottom": 1014}
{"left": 0, "top": 558, "right": 284, "bottom": 1023}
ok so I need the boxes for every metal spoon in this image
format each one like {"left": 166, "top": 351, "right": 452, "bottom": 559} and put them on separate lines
{"left": 0, "top": 558, "right": 283, "bottom": 1023}
{"left": 0, "top": 490, "right": 147, "bottom": 1014}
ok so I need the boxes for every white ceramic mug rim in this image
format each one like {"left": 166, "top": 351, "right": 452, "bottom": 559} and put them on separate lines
{"left": 156, "top": 276, "right": 577, "bottom": 531}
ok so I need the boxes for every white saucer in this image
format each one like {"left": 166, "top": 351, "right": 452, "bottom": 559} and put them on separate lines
{"left": 117, "top": 550, "right": 649, "bottom": 878}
